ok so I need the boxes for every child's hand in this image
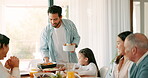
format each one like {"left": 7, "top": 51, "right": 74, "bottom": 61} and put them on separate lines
{"left": 59, "top": 66, "right": 66, "bottom": 71}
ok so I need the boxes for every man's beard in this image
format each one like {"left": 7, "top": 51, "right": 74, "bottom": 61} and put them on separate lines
{"left": 53, "top": 21, "right": 61, "bottom": 28}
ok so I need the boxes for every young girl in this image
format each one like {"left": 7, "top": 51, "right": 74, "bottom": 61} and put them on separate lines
{"left": 74, "top": 48, "right": 100, "bottom": 77}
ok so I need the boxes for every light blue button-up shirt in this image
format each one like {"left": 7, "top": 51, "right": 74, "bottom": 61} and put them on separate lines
{"left": 130, "top": 52, "right": 148, "bottom": 78}
{"left": 40, "top": 19, "right": 80, "bottom": 63}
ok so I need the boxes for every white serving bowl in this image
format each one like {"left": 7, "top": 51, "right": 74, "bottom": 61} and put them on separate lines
{"left": 63, "top": 45, "right": 75, "bottom": 51}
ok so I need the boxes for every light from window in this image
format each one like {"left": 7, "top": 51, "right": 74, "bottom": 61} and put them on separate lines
{"left": 6, "top": 7, "right": 48, "bottom": 59}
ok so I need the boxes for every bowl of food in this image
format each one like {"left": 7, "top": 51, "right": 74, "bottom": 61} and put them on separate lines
{"left": 42, "top": 68, "right": 59, "bottom": 73}
{"left": 34, "top": 73, "right": 56, "bottom": 78}
{"left": 37, "top": 62, "right": 57, "bottom": 69}
{"left": 63, "top": 44, "right": 75, "bottom": 51}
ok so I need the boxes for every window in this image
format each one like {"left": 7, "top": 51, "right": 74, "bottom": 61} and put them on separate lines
{"left": 133, "top": 2, "right": 140, "bottom": 32}
{"left": 133, "top": 0, "right": 148, "bottom": 37}
{"left": 0, "top": 0, "right": 48, "bottom": 71}
{"left": 6, "top": 7, "right": 48, "bottom": 59}
{"left": 54, "top": 0, "right": 69, "bottom": 19}
{"left": 144, "top": 2, "right": 148, "bottom": 37}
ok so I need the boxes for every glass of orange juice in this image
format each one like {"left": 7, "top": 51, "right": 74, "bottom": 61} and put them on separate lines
{"left": 66, "top": 71, "right": 75, "bottom": 78}
{"left": 29, "top": 69, "right": 38, "bottom": 77}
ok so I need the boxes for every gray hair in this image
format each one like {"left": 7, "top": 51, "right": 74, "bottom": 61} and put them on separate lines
{"left": 126, "top": 33, "right": 148, "bottom": 50}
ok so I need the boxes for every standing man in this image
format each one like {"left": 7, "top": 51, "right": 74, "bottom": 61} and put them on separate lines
{"left": 40, "top": 5, "right": 80, "bottom": 63}
{"left": 124, "top": 33, "right": 148, "bottom": 78}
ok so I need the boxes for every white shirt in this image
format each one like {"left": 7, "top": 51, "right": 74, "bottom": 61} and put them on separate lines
{"left": 113, "top": 58, "right": 132, "bottom": 78}
{"left": 75, "top": 63, "right": 98, "bottom": 76}
{"left": 0, "top": 61, "right": 20, "bottom": 78}
{"left": 52, "top": 24, "right": 68, "bottom": 63}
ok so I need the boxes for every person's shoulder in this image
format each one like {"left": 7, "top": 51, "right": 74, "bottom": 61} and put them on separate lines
{"left": 41, "top": 24, "right": 53, "bottom": 36}
{"left": 43, "top": 24, "right": 53, "bottom": 31}
{"left": 89, "top": 62, "right": 96, "bottom": 66}
{"left": 89, "top": 62, "right": 95, "bottom": 65}
{"left": 142, "top": 55, "right": 148, "bottom": 64}
{"left": 138, "top": 55, "right": 148, "bottom": 69}
{"left": 62, "top": 19, "right": 72, "bottom": 21}
{"left": 141, "top": 55, "right": 148, "bottom": 64}
{"left": 140, "top": 60, "right": 148, "bottom": 72}
{"left": 62, "top": 19, "right": 73, "bottom": 24}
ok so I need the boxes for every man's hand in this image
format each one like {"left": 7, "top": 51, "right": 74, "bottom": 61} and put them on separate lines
{"left": 70, "top": 43, "right": 76, "bottom": 53}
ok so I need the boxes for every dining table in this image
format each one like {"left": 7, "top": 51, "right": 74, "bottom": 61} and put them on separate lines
{"left": 20, "top": 71, "right": 100, "bottom": 78}
{"left": 21, "top": 75, "right": 100, "bottom": 78}
{"left": 21, "top": 63, "right": 100, "bottom": 78}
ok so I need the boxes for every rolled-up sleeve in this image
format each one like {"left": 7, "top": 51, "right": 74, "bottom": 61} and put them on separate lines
{"left": 71, "top": 22, "right": 80, "bottom": 48}
{"left": 40, "top": 27, "right": 50, "bottom": 58}
{"left": 64, "top": 19, "right": 80, "bottom": 48}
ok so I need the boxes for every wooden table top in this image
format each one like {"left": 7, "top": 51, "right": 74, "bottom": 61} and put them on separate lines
{"left": 21, "top": 75, "right": 100, "bottom": 78}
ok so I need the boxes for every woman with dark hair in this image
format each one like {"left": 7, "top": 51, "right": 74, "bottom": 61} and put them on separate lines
{"left": 74, "top": 48, "right": 100, "bottom": 77}
{"left": 113, "top": 31, "right": 133, "bottom": 78}
{"left": 0, "top": 33, "right": 20, "bottom": 78}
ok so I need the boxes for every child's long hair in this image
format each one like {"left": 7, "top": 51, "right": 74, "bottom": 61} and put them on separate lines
{"left": 79, "top": 48, "right": 100, "bottom": 77}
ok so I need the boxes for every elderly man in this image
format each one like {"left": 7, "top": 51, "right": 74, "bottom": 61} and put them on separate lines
{"left": 124, "top": 33, "right": 148, "bottom": 78}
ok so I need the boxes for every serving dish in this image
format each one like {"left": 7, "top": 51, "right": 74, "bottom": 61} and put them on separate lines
{"left": 42, "top": 68, "right": 59, "bottom": 73}
{"left": 63, "top": 44, "right": 75, "bottom": 51}
{"left": 37, "top": 62, "right": 57, "bottom": 69}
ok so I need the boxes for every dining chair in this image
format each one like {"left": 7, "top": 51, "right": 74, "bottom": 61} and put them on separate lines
{"left": 100, "top": 66, "right": 109, "bottom": 78}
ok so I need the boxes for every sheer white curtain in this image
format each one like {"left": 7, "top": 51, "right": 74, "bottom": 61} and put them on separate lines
{"left": 69, "top": 0, "right": 130, "bottom": 68}
{"left": 0, "top": 0, "right": 5, "bottom": 33}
